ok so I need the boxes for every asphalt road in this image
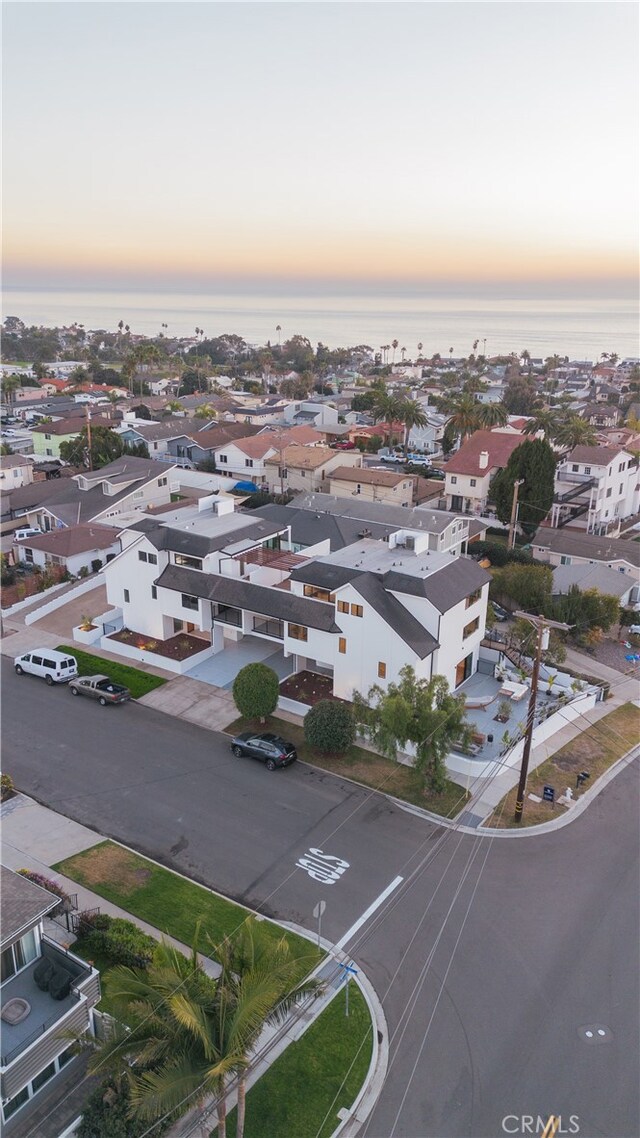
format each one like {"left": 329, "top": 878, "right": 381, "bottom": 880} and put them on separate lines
{"left": 2, "top": 657, "right": 638, "bottom": 1138}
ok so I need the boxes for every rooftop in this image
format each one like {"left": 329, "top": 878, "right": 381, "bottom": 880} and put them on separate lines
{"left": 328, "top": 466, "right": 410, "bottom": 487}
{"left": 264, "top": 444, "right": 338, "bottom": 470}
{"left": 287, "top": 492, "right": 486, "bottom": 538}
{"left": 533, "top": 528, "right": 640, "bottom": 567}
{"left": 13, "top": 523, "right": 122, "bottom": 556}
{"left": 565, "top": 444, "right": 627, "bottom": 465}
{"left": 1, "top": 866, "right": 59, "bottom": 947}
{"left": 445, "top": 430, "right": 524, "bottom": 476}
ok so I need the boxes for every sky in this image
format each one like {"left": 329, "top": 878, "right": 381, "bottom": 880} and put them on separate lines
{"left": 2, "top": 1, "right": 639, "bottom": 297}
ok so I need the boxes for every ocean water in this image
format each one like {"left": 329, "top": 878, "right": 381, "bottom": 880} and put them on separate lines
{"left": 2, "top": 288, "right": 638, "bottom": 361}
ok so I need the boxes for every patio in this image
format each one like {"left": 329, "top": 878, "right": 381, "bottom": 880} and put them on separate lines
{"left": 184, "top": 635, "right": 295, "bottom": 689}
{"left": 455, "top": 668, "right": 557, "bottom": 765}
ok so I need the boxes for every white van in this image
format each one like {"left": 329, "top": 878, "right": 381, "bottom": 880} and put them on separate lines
{"left": 14, "top": 649, "right": 78, "bottom": 685}
{"left": 13, "top": 528, "right": 42, "bottom": 542}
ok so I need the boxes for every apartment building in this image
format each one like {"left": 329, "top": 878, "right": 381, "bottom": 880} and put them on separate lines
{"left": 550, "top": 445, "right": 639, "bottom": 534}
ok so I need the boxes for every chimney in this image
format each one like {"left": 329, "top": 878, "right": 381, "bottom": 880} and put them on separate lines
{"left": 479, "top": 450, "right": 489, "bottom": 470}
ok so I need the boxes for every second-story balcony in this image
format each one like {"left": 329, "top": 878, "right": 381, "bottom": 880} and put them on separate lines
{"left": 212, "top": 604, "right": 243, "bottom": 628}
{"left": 251, "top": 617, "right": 284, "bottom": 640}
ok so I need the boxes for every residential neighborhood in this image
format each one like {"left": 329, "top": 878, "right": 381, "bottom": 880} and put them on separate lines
{"left": 2, "top": 324, "right": 639, "bottom": 1138}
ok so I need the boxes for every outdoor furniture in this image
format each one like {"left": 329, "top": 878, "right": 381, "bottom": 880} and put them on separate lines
{"left": 49, "top": 967, "right": 72, "bottom": 1000}
{"left": 500, "top": 681, "right": 528, "bottom": 701}
{"left": 33, "top": 958, "right": 54, "bottom": 990}
{"left": 1, "top": 998, "right": 31, "bottom": 1024}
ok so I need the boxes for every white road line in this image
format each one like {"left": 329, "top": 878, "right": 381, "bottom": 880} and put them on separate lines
{"left": 334, "top": 875, "right": 404, "bottom": 951}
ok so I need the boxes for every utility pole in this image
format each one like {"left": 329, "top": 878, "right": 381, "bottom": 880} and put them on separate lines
{"left": 513, "top": 611, "right": 571, "bottom": 823}
{"left": 85, "top": 404, "right": 93, "bottom": 472}
{"left": 508, "top": 478, "right": 525, "bottom": 550}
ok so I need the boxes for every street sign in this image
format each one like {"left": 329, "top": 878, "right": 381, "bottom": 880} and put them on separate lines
{"left": 312, "top": 901, "right": 326, "bottom": 920}
{"left": 337, "top": 961, "right": 359, "bottom": 1016}
{"left": 542, "top": 785, "right": 555, "bottom": 803}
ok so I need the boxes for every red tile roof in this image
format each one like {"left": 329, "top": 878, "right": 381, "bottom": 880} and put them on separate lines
{"left": 445, "top": 430, "right": 523, "bottom": 477}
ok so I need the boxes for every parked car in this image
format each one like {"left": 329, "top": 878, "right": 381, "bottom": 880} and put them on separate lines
{"left": 628, "top": 624, "right": 640, "bottom": 635}
{"left": 230, "top": 732, "right": 297, "bottom": 770}
{"left": 491, "top": 601, "right": 510, "bottom": 622}
{"left": 425, "top": 468, "right": 445, "bottom": 480}
{"left": 69, "top": 675, "right": 131, "bottom": 706}
{"left": 13, "top": 527, "right": 42, "bottom": 542}
{"left": 380, "top": 453, "right": 405, "bottom": 464}
{"left": 334, "top": 440, "right": 356, "bottom": 450}
{"left": 14, "top": 649, "right": 78, "bottom": 685}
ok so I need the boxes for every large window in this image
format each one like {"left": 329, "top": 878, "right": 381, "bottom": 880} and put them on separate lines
{"left": 337, "top": 600, "right": 349, "bottom": 614}
{"left": 181, "top": 594, "right": 199, "bottom": 611}
{"left": 465, "top": 589, "right": 481, "bottom": 609}
{"left": 304, "top": 585, "right": 333, "bottom": 602}
{"left": 463, "top": 617, "right": 480, "bottom": 639}
{"left": 351, "top": 604, "right": 363, "bottom": 617}
{"left": 1, "top": 929, "right": 38, "bottom": 981}
{"left": 174, "top": 553, "right": 203, "bottom": 570}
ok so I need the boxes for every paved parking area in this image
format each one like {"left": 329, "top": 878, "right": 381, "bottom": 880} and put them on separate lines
{"left": 185, "top": 636, "right": 295, "bottom": 688}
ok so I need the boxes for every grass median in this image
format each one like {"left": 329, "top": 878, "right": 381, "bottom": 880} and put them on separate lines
{"left": 54, "top": 840, "right": 320, "bottom": 968}
{"left": 226, "top": 714, "right": 468, "bottom": 818}
{"left": 224, "top": 980, "right": 372, "bottom": 1138}
{"left": 57, "top": 644, "right": 167, "bottom": 699}
{"left": 486, "top": 701, "right": 640, "bottom": 828}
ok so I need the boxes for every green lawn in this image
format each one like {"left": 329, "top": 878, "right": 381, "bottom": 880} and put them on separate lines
{"left": 227, "top": 715, "right": 468, "bottom": 819}
{"left": 54, "top": 841, "right": 320, "bottom": 971}
{"left": 224, "top": 981, "right": 372, "bottom": 1138}
{"left": 56, "top": 645, "right": 167, "bottom": 699}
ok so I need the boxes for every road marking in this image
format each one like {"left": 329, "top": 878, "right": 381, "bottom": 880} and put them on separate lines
{"left": 334, "top": 874, "right": 404, "bottom": 951}
{"left": 541, "top": 1117, "right": 560, "bottom": 1138}
{"left": 296, "top": 847, "right": 350, "bottom": 884}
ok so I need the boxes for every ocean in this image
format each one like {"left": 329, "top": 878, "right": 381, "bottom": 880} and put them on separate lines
{"left": 2, "top": 288, "right": 638, "bottom": 361}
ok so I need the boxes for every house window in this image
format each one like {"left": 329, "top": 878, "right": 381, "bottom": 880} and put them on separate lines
{"left": 465, "top": 589, "right": 481, "bottom": 608}
{"left": 304, "top": 585, "right": 332, "bottom": 602}
{"left": 351, "top": 604, "right": 363, "bottom": 617}
{"left": 148, "top": 553, "right": 157, "bottom": 565}
{"left": 124, "top": 588, "right": 130, "bottom": 603}
{"left": 300, "top": 469, "right": 306, "bottom": 477}
{"left": 3, "top": 1086, "right": 29, "bottom": 1120}
{"left": 1, "top": 929, "right": 38, "bottom": 981}
{"left": 463, "top": 617, "right": 480, "bottom": 639}
{"left": 153, "top": 442, "right": 159, "bottom": 450}
{"left": 338, "top": 637, "right": 347, "bottom": 654}
{"left": 451, "top": 476, "right": 457, "bottom": 484}
{"left": 245, "top": 458, "right": 254, "bottom": 468}
{"left": 619, "top": 484, "right": 624, "bottom": 495}
{"left": 32, "top": 1061, "right": 57, "bottom": 1093}
{"left": 219, "top": 454, "right": 228, "bottom": 463}
{"left": 378, "top": 661, "right": 387, "bottom": 678}
{"left": 158, "top": 477, "right": 168, "bottom": 486}
{"left": 560, "top": 556, "right": 572, "bottom": 566}
{"left": 470, "top": 478, "right": 476, "bottom": 487}
{"left": 24, "top": 548, "right": 34, "bottom": 563}
{"left": 584, "top": 466, "right": 591, "bottom": 475}
{"left": 572, "top": 464, "right": 579, "bottom": 472}
{"left": 151, "top": 585, "right": 157, "bottom": 599}
{"left": 182, "top": 594, "right": 198, "bottom": 611}
{"left": 278, "top": 467, "right": 288, "bottom": 479}
{"left": 46, "top": 448, "right": 53, "bottom": 456}
{"left": 133, "top": 489, "right": 144, "bottom": 499}
{"left": 606, "top": 488, "right": 612, "bottom": 497}
{"left": 45, "top": 433, "right": 51, "bottom": 440}
{"left": 337, "top": 600, "right": 349, "bottom": 613}
{"left": 175, "top": 553, "right": 203, "bottom": 570}
{"left": 138, "top": 551, "right": 148, "bottom": 562}
{"left": 173, "top": 618, "right": 183, "bottom": 633}
{"left": 288, "top": 624, "right": 308, "bottom": 641}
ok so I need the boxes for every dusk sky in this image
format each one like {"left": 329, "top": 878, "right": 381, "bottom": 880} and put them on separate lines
{"left": 3, "top": 1, "right": 638, "bottom": 297}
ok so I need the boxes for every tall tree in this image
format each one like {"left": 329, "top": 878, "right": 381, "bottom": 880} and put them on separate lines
{"left": 476, "top": 401, "right": 508, "bottom": 428}
{"left": 554, "top": 416, "right": 597, "bottom": 451}
{"left": 59, "top": 426, "right": 149, "bottom": 469}
{"left": 352, "top": 666, "right": 470, "bottom": 794}
{"left": 391, "top": 339, "right": 399, "bottom": 364}
{"left": 397, "top": 397, "right": 429, "bottom": 458}
{"left": 440, "top": 392, "right": 481, "bottom": 440}
{"left": 371, "top": 389, "right": 404, "bottom": 444}
{"left": 491, "top": 438, "right": 557, "bottom": 536}
{"left": 522, "top": 408, "right": 561, "bottom": 440}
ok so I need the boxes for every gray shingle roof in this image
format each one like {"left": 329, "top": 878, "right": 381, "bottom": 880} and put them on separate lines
{"left": 1, "top": 866, "right": 60, "bottom": 947}
{"left": 130, "top": 517, "right": 283, "bottom": 557}
{"left": 351, "top": 573, "right": 438, "bottom": 659}
{"left": 249, "top": 504, "right": 394, "bottom": 550}
{"left": 155, "top": 566, "right": 341, "bottom": 631}
{"left": 533, "top": 529, "right": 640, "bottom": 568}
{"left": 384, "top": 557, "right": 491, "bottom": 613}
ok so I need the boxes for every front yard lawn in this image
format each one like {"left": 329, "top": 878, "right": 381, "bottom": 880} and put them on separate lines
{"left": 486, "top": 701, "right": 640, "bottom": 828}
{"left": 224, "top": 980, "right": 372, "bottom": 1138}
{"left": 54, "top": 841, "right": 320, "bottom": 973}
{"left": 56, "top": 645, "right": 167, "bottom": 699}
{"left": 226, "top": 715, "right": 468, "bottom": 819}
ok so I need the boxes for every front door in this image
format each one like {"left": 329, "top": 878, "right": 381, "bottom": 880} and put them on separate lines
{"left": 451, "top": 495, "right": 463, "bottom": 511}
{"left": 455, "top": 654, "right": 472, "bottom": 687}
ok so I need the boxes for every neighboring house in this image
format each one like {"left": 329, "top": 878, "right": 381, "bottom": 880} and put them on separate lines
{"left": 443, "top": 430, "right": 524, "bottom": 514}
{"left": 102, "top": 497, "right": 490, "bottom": 700}
{"left": 212, "top": 436, "right": 280, "bottom": 484}
{"left": 579, "top": 404, "right": 619, "bottom": 429}
{"left": 551, "top": 562, "right": 640, "bottom": 610}
{"left": 165, "top": 423, "right": 262, "bottom": 468}
{"left": 281, "top": 400, "right": 339, "bottom": 428}
{"left": 13, "top": 523, "right": 122, "bottom": 575}
{"left": 31, "top": 415, "right": 116, "bottom": 459}
{"left": 0, "top": 866, "right": 101, "bottom": 1134}
{"left": 327, "top": 466, "right": 415, "bottom": 507}
{"left": 264, "top": 445, "right": 361, "bottom": 494}
{"left": 531, "top": 528, "right": 640, "bottom": 577}
{"left": 550, "top": 445, "right": 639, "bottom": 534}
{"left": 0, "top": 479, "right": 70, "bottom": 536}
{"left": 117, "top": 419, "right": 191, "bottom": 459}
{"left": 21, "top": 456, "right": 180, "bottom": 532}
{"left": 406, "top": 410, "right": 449, "bottom": 454}
{"left": 0, "top": 455, "right": 34, "bottom": 490}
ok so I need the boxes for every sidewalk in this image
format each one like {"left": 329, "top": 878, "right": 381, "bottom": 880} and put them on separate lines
{"left": 0, "top": 793, "right": 388, "bottom": 1138}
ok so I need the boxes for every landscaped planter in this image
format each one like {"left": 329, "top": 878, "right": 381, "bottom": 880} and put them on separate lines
{"left": 73, "top": 624, "right": 103, "bottom": 646}
{"left": 278, "top": 695, "right": 312, "bottom": 717}
{"left": 100, "top": 636, "right": 214, "bottom": 675}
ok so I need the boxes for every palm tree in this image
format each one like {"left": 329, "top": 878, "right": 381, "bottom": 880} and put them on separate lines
{"left": 554, "top": 416, "right": 598, "bottom": 451}
{"left": 371, "top": 390, "right": 404, "bottom": 444}
{"left": 522, "top": 408, "right": 561, "bottom": 440}
{"left": 391, "top": 339, "right": 399, "bottom": 364}
{"left": 476, "top": 401, "right": 508, "bottom": 428}
{"left": 397, "top": 398, "right": 429, "bottom": 459}
{"left": 1, "top": 373, "right": 21, "bottom": 406}
{"left": 213, "top": 918, "right": 321, "bottom": 1138}
{"left": 400, "top": 346, "right": 406, "bottom": 362}
{"left": 275, "top": 324, "right": 281, "bottom": 346}
{"left": 194, "top": 403, "right": 217, "bottom": 421}
{"left": 449, "top": 347, "right": 454, "bottom": 363}
{"left": 441, "top": 392, "right": 481, "bottom": 440}
{"left": 417, "top": 342, "right": 423, "bottom": 359}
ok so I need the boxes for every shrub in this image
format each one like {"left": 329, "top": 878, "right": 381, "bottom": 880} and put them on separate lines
{"left": 17, "top": 869, "right": 71, "bottom": 914}
{"left": 77, "top": 566, "right": 90, "bottom": 579}
{"left": 79, "top": 913, "right": 156, "bottom": 968}
{"left": 468, "top": 540, "right": 535, "bottom": 567}
{"left": 76, "top": 1080, "right": 173, "bottom": 1138}
{"left": 304, "top": 700, "right": 355, "bottom": 755}
{"left": 91, "top": 558, "right": 103, "bottom": 573}
{"left": 233, "top": 662, "right": 279, "bottom": 723}
{"left": 1, "top": 772, "right": 15, "bottom": 800}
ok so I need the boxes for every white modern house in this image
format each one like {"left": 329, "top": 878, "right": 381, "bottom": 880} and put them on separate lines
{"left": 549, "top": 445, "right": 639, "bottom": 535}
{"left": 101, "top": 496, "right": 490, "bottom": 698}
